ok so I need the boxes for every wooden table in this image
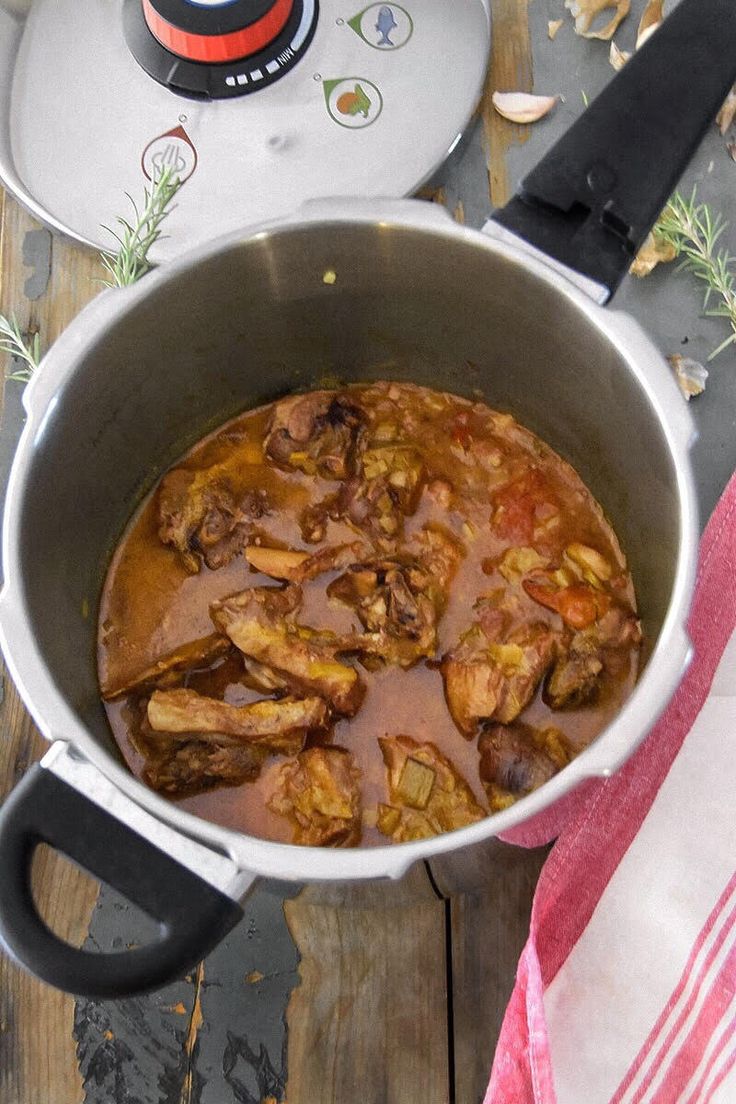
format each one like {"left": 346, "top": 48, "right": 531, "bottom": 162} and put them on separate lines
{"left": 2, "top": 2, "right": 736, "bottom": 1101}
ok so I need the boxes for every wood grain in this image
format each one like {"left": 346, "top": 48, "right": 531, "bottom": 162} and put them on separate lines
{"left": 483, "top": 0, "right": 534, "bottom": 207}
{"left": 450, "top": 849, "right": 548, "bottom": 1104}
{"left": 0, "top": 190, "right": 103, "bottom": 1104}
{"left": 284, "top": 871, "right": 450, "bottom": 1104}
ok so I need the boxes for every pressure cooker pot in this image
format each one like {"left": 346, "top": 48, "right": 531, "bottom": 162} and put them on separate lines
{"left": 0, "top": 0, "right": 733, "bottom": 997}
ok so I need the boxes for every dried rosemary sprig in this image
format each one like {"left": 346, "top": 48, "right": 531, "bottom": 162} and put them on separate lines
{"left": 0, "top": 314, "right": 41, "bottom": 382}
{"left": 654, "top": 189, "right": 736, "bottom": 361}
{"left": 100, "top": 166, "right": 181, "bottom": 288}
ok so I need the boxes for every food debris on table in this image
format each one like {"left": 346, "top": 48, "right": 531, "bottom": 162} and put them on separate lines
{"left": 548, "top": 19, "right": 564, "bottom": 39}
{"left": 491, "top": 92, "right": 558, "bottom": 124}
{"left": 564, "top": 0, "right": 630, "bottom": 41}
{"left": 667, "top": 355, "right": 709, "bottom": 400}
{"left": 630, "top": 231, "right": 677, "bottom": 277}
{"left": 716, "top": 85, "right": 736, "bottom": 135}
{"left": 636, "top": 0, "right": 665, "bottom": 48}
{"left": 609, "top": 41, "right": 631, "bottom": 70}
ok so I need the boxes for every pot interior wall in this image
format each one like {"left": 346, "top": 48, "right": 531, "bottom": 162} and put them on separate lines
{"left": 16, "top": 221, "right": 682, "bottom": 761}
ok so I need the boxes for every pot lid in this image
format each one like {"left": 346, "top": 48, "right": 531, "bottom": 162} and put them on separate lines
{"left": 0, "top": 0, "right": 490, "bottom": 261}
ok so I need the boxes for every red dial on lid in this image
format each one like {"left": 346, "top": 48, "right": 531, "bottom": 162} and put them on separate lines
{"left": 142, "top": 0, "right": 295, "bottom": 63}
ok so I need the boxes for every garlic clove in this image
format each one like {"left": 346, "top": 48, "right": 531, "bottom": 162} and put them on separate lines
{"left": 491, "top": 92, "right": 559, "bottom": 124}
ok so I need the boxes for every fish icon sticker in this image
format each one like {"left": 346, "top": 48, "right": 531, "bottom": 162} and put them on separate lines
{"left": 323, "top": 78, "right": 383, "bottom": 128}
{"left": 348, "top": 4, "right": 413, "bottom": 50}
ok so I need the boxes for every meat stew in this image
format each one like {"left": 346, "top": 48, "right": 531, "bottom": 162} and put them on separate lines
{"left": 98, "top": 382, "right": 641, "bottom": 847}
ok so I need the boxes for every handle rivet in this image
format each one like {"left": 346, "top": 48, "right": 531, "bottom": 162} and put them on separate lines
{"left": 587, "top": 162, "right": 617, "bottom": 194}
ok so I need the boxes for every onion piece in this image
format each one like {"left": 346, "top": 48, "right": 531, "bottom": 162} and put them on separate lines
{"left": 548, "top": 19, "right": 564, "bottom": 39}
{"left": 565, "top": 0, "right": 630, "bottom": 40}
{"left": 491, "top": 92, "right": 559, "bottom": 124}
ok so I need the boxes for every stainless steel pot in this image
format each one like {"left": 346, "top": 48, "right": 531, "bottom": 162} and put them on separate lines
{"left": 0, "top": 0, "right": 733, "bottom": 998}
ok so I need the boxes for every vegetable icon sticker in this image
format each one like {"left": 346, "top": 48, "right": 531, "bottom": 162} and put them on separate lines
{"left": 347, "top": 3, "right": 413, "bottom": 50}
{"left": 337, "top": 83, "right": 372, "bottom": 118}
{"left": 324, "top": 78, "right": 383, "bottom": 128}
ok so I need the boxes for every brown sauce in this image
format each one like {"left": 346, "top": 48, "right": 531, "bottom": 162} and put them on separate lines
{"left": 98, "top": 382, "right": 639, "bottom": 847}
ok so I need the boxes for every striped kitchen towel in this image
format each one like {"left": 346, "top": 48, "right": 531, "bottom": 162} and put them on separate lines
{"left": 485, "top": 469, "right": 736, "bottom": 1104}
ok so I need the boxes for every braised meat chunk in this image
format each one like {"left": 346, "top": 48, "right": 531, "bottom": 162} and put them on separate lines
{"left": 101, "top": 633, "right": 231, "bottom": 700}
{"left": 210, "top": 585, "right": 365, "bottom": 715}
{"left": 158, "top": 462, "right": 268, "bottom": 573}
{"left": 329, "top": 559, "right": 438, "bottom": 667}
{"left": 546, "top": 605, "right": 641, "bottom": 709}
{"left": 147, "top": 689, "right": 329, "bottom": 755}
{"left": 442, "top": 619, "right": 560, "bottom": 736}
{"left": 269, "top": 747, "right": 362, "bottom": 846}
{"left": 144, "top": 740, "right": 267, "bottom": 795}
{"left": 264, "top": 392, "right": 365, "bottom": 479}
{"left": 338, "top": 444, "right": 425, "bottom": 544}
{"left": 377, "top": 735, "right": 485, "bottom": 842}
{"left": 479, "top": 723, "right": 570, "bottom": 811}
{"left": 327, "top": 526, "right": 463, "bottom": 668}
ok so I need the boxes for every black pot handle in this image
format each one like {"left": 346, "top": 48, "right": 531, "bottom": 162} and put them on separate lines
{"left": 492, "top": 0, "right": 736, "bottom": 300}
{"left": 0, "top": 765, "right": 243, "bottom": 997}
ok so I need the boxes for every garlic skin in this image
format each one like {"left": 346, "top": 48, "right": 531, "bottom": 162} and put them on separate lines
{"left": 609, "top": 41, "right": 631, "bottom": 70}
{"left": 565, "top": 0, "right": 630, "bottom": 41}
{"left": 491, "top": 92, "right": 559, "bottom": 125}
{"left": 630, "top": 232, "right": 677, "bottom": 278}
{"left": 667, "top": 355, "right": 708, "bottom": 401}
{"left": 716, "top": 86, "right": 736, "bottom": 135}
{"left": 636, "top": 0, "right": 664, "bottom": 48}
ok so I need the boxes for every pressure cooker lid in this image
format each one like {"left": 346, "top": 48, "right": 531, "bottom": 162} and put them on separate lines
{"left": 0, "top": 0, "right": 490, "bottom": 260}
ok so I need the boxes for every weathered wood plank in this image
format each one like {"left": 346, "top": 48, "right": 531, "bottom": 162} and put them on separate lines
{"left": 0, "top": 190, "right": 103, "bottom": 1104}
{"left": 450, "top": 848, "right": 549, "bottom": 1104}
{"left": 284, "top": 873, "right": 450, "bottom": 1104}
{"left": 74, "top": 881, "right": 300, "bottom": 1104}
{"left": 483, "top": 0, "right": 534, "bottom": 207}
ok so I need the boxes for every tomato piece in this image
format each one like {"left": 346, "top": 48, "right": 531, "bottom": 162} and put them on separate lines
{"left": 523, "top": 579, "right": 611, "bottom": 630}
{"left": 492, "top": 468, "right": 557, "bottom": 543}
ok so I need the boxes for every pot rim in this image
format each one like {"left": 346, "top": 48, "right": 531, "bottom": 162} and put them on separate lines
{"left": 0, "top": 198, "right": 699, "bottom": 883}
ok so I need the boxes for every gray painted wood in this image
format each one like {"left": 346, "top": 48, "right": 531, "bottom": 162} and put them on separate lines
{"left": 75, "top": 883, "right": 299, "bottom": 1104}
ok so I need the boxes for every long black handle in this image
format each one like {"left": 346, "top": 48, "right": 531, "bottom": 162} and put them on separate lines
{"left": 0, "top": 766, "right": 243, "bottom": 997}
{"left": 492, "top": 0, "right": 736, "bottom": 300}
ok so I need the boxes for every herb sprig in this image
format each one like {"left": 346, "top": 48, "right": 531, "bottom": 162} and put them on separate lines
{"left": 655, "top": 188, "right": 736, "bottom": 361}
{"left": 100, "top": 166, "right": 181, "bottom": 288}
{"left": 0, "top": 314, "right": 41, "bottom": 382}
